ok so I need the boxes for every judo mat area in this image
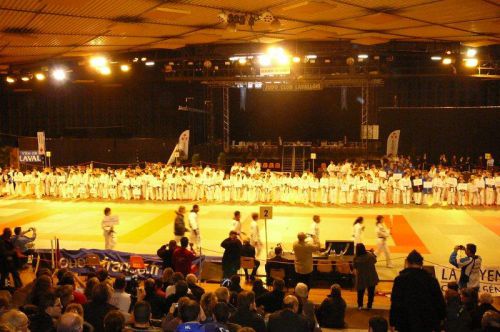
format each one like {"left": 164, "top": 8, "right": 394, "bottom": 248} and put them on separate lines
{"left": 1, "top": 198, "right": 499, "bottom": 281}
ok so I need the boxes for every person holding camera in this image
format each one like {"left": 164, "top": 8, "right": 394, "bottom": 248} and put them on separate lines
{"left": 12, "top": 226, "right": 36, "bottom": 257}
{"left": 449, "top": 243, "right": 482, "bottom": 290}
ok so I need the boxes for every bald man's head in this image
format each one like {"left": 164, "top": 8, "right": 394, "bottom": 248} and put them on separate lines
{"left": 297, "top": 232, "right": 306, "bottom": 242}
{"left": 57, "top": 312, "right": 83, "bottom": 332}
{"left": 283, "top": 295, "right": 299, "bottom": 313}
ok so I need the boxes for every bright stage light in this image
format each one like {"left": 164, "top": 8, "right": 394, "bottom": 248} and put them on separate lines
{"left": 90, "top": 56, "right": 108, "bottom": 68}
{"left": 442, "top": 58, "right": 452, "bottom": 65}
{"left": 276, "top": 53, "right": 290, "bottom": 65}
{"left": 21, "top": 76, "right": 30, "bottom": 82}
{"left": 238, "top": 58, "right": 247, "bottom": 65}
{"left": 141, "top": 57, "right": 147, "bottom": 62}
{"left": 35, "top": 73, "right": 46, "bottom": 81}
{"left": 120, "top": 64, "right": 130, "bottom": 72}
{"left": 258, "top": 55, "right": 271, "bottom": 66}
{"left": 52, "top": 68, "right": 67, "bottom": 81}
{"left": 431, "top": 56, "right": 442, "bottom": 61}
{"left": 466, "top": 48, "right": 477, "bottom": 57}
{"left": 292, "top": 56, "right": 301, "bottom": 63}
{"left": 305, "top": 54, "right": 317, "bottom": 60}
{"left": 6, "top": 76, "right": 16, "bottom": 84}
{"left": 358, "top": 54, "right": 369, "bottom": 59}
{"left": 464, "top": 58, "right": 478, "bottom": 68}
{"left": 99, "top": 66, "right": 111, "bottom": 75}
{"left": 145, "top": 61, "right": 155, "bottom": 66}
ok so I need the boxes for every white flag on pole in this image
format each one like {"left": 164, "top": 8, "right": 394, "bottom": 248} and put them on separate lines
{"left": 37, "top": 131, "right": 46, "bottom": 156}
{"left": 386, "top": 130, "right": 400, "bottom": 156}
{"left": 178, "top": 130, "right": 189, "bottom": 160}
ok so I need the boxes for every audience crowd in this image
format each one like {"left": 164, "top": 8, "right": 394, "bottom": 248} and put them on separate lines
{"left": 0, "top": 224, "right": 498, "bottom": 332}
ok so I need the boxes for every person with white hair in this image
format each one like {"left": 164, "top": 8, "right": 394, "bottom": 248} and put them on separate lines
{"left": 57, "top": 312, "right": 83, "bottom": 332}
{"left": 0, "top": 309, "right": 30, "bottom": 332}
{"left": 477, "top": 292, "right": 498, "bottom": 323}
{"left": 294, "top": 283, "right": 318, "bottom": 329}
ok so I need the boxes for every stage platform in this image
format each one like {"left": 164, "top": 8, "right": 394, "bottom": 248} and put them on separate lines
{"left": 1, "top": 198, "right": 499, "bottom": 281}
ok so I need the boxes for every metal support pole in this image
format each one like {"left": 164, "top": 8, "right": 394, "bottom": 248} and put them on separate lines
{"left": 222, "top": 87, "right": 230, "bottom": 152}
{"left": 361, "top": 84, "right": 369, "bottom": 149}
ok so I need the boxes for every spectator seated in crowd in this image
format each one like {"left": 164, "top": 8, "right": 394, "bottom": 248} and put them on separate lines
{"left": 251, "top": 279, "right": 268, "bottom": 299}
{"left": 255, "top": 279, "right": 285, "bottom": 314}
{"left": 108, "top": 275, "right": 130, "bottom": 318}
{"left": 265, "top": 246, "right": 292, "bottom": 286}
{"left": 229, "top": 291, "right": 265, "bottom": 332}
{"left": 316, "top": 283, "right": 346, "bottom": 329}
{"left": 143, "top": 279, "right": 168, "bottom": 320}
{"left": 176, "top": 299, "right": 202, "bottom": 332}
{"left": 83, "top": 283, "right": 117, "bottom": 332}
{"left": 57, "top": 312, "right": 83, "bottom": 332}
{"left": 103, "top": 310, "right": 125, "bottom": 332}
{"left": 267, "top": 295, "right": 311, "bottom": 332}
{"left": 125, "top": 301, "right": 160, "bottom": 331}
{"left": 369, "top": 316, "right": 388, "bottom": 332}
{"left": 186, "top": 274, "right": 204, "bottom": 302}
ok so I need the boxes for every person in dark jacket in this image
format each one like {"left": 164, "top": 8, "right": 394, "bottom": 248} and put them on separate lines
{"left": 173, "top": 206, "right": 188, "bottom": 243}
{"left": 0, "top": 228, "right": 22, "bottom": 288}
{"left": 29, "top": 291, "right": 62, "bottom": 332}
{"left": 157, "top": 240, "right": 177, "bottom": 269}
{"left": 267, "top": 295, "right": 311, "bottom": 332}
{"left": 143, "top": 278, "right": 168, "bottom": 319}
{"left": 251, "top": 279, "right": 269, "bottom": 299}
{"left": 353, "top": 243, "right": 379, "bottom": 310}
{"left": 390, "top": 250, "right": 446, "bottom": 332}
{"left": 477, "top": 292, "right": 499, "bottom": 325}
{"left": 186, "top": 274, "right": 205, "bottom": 302}
{"left": 316, "top": 284, "right": 346, "bottom": 329}
{"left": 83, "top": 283, "right": 117, "bottom": 332}
{"left": 444, "top": 288, "right": 471, "bottom": 332}
{"left": 255, "top": 279, "right": 285, "bottom": 314}
{"left": 221, "top": 231, "right": 242, "bottom": 279}
{"left": 241, "top": 240, "right": 260, "bottom": 282}
{"left": 228, "top": 291, "right": 265, "bottom": 332}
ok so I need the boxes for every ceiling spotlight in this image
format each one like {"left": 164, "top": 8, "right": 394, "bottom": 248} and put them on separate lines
{"left": 324, "top": 59, "right": 331, "bottom": 63}
{"left": 271, "top": 18, "right": 281, "bottom": 29}
{"left": 276, "top": 53, "right": 290, "bottom": 65}
{"left": 52, "top": 68, "right": 67, "bottom": 81}
{"left": 466, "top": 49, "right": 477, "bottom": 57}
{"left": 358, "top": 54, "right": 369, "bottom": 59}
{"left": 6, "top": 76, "right": 16, "bottom": 84}
{"left": 305, "top": 54, "right": 317, "bottom": 60}
{"left": 292, "top": 56, "right": 301, "bottom": 63}
{"left": 238, "top": 58, "right": 247, "bottom": 65}
{"left": 431, "top": 56, "right": 442, "bottom": 61}
{"left": 260, "top": 11, "right": 274, "bottom": 23}
{"left": 99, "top": 66, "right": 111, "bottom": 75}
{"left": 21, "top": 76, "right": 30, "bottom": 82}
{"left": 464, "top": 58, "right": 478, "bottom": 68}
{"left": 145, "top": 61, "right": 155, "bottom": 66}
{"left": 120, "top": 64, "right": 130, "bottom": 72}
{"left": 258, "top": 55, "right": 271, "bottom": 66}
{"left": 35, "top": 73, "right": 46, "bottom": 81}
{"left": 90, "top": 56, "right": 108, "bottom": 68}
{"left": 141, "top": 57, "right": 147, "bottom": 62}
{"left": 442, "top": 58, "right": 452, "bottom": 65}
{"left": 217, "top": 12, "right": 228, "bottom": 22}
{"left": 133, "top": 57, "right": 139, "bottom": 62}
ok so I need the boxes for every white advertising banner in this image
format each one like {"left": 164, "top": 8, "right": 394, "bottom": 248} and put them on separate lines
{"left": 435, "top": 265, "right": 500, "bottom": 295}
{"left": 386, "top": 130, "right": 400, "bottom": 156}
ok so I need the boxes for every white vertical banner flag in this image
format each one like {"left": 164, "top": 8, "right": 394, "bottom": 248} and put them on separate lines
{"left": 386, "top": 130, "right": 400, "bottom": 156}
{"left": 178, "top": 130, "right": 189, "bottom": 160}
{"left": 37, "top": 131, "right": 46, "bottom": 155}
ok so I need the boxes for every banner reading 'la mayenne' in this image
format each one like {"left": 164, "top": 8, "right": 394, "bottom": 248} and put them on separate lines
{"left": 36, "top": 248, "right": 205, "bottom": 279}
{"left": 435, "top": 266, "right": 500, "bottom": 295}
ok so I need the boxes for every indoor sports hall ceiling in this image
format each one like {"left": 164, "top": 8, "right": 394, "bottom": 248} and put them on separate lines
{"left": 0, "top": 0, "right": 499, "bottom": 64}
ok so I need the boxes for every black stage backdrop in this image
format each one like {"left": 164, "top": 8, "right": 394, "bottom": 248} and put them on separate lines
{"left": 379, "top": 108, "right": 500, "bottom": 158}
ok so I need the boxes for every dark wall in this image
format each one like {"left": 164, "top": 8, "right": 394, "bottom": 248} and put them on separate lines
{"left": 379, "top": 108, "right": 500, "bottom": 158}
{"left": 0, "top": 80, "right": 206, "bottom": 141}
{"left": 230, "top": 87, "right": 362, "bottom": 142}
{"left": 1, "top": 75, "right": 499, "bottom": 160}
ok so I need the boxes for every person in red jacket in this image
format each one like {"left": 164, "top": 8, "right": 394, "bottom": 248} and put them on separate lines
{"left": 172, "top": 237, "right": 196, "bottom": 276}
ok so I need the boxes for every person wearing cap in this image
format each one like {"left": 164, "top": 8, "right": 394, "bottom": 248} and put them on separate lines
{"left": 390, "top": 250, "right": 445, "bottom": 332}
{"left": 220, "top": 231, "right": 242, "bottom": 279}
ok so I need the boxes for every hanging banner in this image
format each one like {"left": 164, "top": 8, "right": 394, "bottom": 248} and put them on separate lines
{"left": 434, "top": 265, "right": 500, "bottom": 295}
{"left": 35, "top": 248, "right": 205, "bottom": 279}
{"left": 37, "top": 131, "right": 46, "bottom": 156}
{"left": 262, "top": 82, "right": 322, "bottom": 91}
{"left": 386, "top": 130, "right": 400, "bottom": 156}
